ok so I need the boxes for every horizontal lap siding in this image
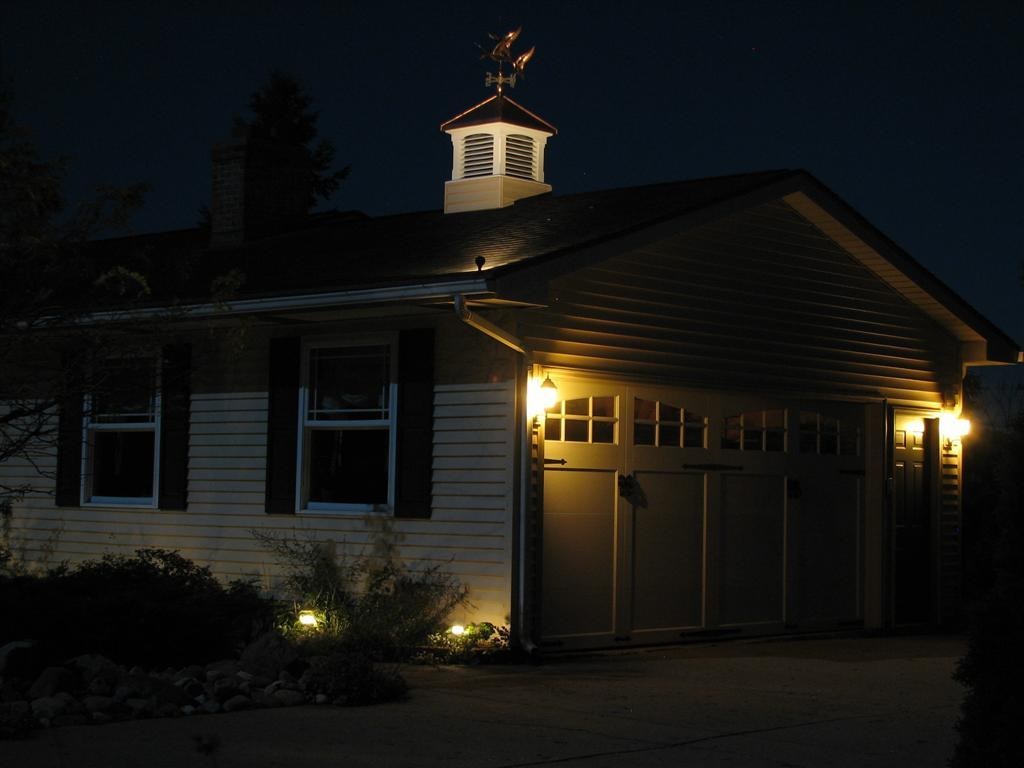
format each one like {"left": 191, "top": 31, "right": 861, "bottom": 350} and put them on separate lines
{"left": 3, "top": 382, "right": 515, "bottom": 625}
{"left": 521, "top": 202, "right": 960, "bottom": 408}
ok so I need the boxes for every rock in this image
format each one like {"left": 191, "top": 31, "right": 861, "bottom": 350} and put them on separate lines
{"left": 113, "top": 684, "right": 133, "bottom": 702}
{"left": 272, "top": 688, "right": 307, "bottom": 707}
{"left": 0, "top": 700, "right": 34, "bottom": 739}
{"left": 88, "top": 677, "right": 112, "bottom": 696}
{"left": 240, "top": 631, "right": 297, "bottom": 680}
{"left": 125, "top": 697, "right": 155, "bottom": 717}
{"left": 91, "top": 711, "right": 112, "bottom": 724}
{"left": 83, "top": 695, "right": 115, "bottom": 714}
{"left": 212, "top": 678, "right": 241, "bottom": 703}
{"left": 68, "top": 654, "right": 121, "bottom": 686}
{"left": 176, "top": 664, "right": 205, "bottom": 682}
{"left": 201, "top": 699, "right": 222, "bottom": 715}
{"left": 222, "top": 694, "right": 253, "bottom": 712}
{"left": 180, "top": 704, "right": 197, "bottom": 716}
{"left": 152, "top": 679, "right": 191, "bottom": 707}
{"left": 0, "top": 640, "right": 34, "bottom": 676}
{"left": 315, "top": 694, "right": 329, "bottom": 705}
{"left": 175, "top": 677, "right": 205, "bottom": 699}
{"left": 205, "top": 659, "right": 239, "bottom": 681}
{"left": 0, "top": 681, "right": 25, "bottom": 703}
{"left": 27, "top": 666, "right": 76, "bottom": 699}
{"left": 31, "top": 696, "right": 68, "bottom": 720}
{"left": 250, "top": 689, "right": 279, "bottom": 708}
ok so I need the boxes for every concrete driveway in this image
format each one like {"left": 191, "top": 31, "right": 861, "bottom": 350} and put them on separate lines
{"left": 2, "top": 634, "right": 966, "bottom": 767}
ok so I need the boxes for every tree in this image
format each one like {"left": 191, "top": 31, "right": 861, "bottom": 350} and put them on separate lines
{"left": 235, "top": 70, "right": 350, "bottom": 208}
{"left": 0, "top": 85, "right": 163, "bottom": 508}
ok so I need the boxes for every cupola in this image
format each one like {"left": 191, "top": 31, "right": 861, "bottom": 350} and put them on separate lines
{"left": 441, "top": 28, "right": 557, "bottom": 214}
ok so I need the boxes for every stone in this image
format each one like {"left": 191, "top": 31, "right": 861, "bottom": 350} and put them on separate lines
{"left": 156, "top": 702, "right": 180, "bottom": 718}
{"left": 272, "top": 688, "right": 307, "bottom": 707}
{"left": 68, "top": 654, "right": 121, "bottom": 685}
{"left": 175, "top": 677, "right": 205, "bottom": 699}
{"left": 31, "top": 695, "right": 68, "bottom": 720}
{"left": 27, "top": 666, "right": 76, "bottom": 699}
{"left": 83, "top": 695, "right": 115, "bottom": 714}
{"left": 212, "top": 677, "right": 241, "bottom": 703}
{"left": 180, "top": 704, "right": 197, "bottom": 716}
{"left": 91, "top": 711, "right": 112, "bottom": 724}
{"left": 177, "top": 664, "right": 205, "bottom": 682}
{"left": 88, "top": 677, "right": 112, "bottom": 696}
{"left": 125, "top": 697, "right": 156, "bottom": 717}
{"left": 315, "top": 694, "right": 329, "bottom": 705}
{"left": 205, "top": 659, "right": 239, "bottom": 680}
{"left": 222, "top": 694, "right": 253, "bottom": 712}
{"left": 0, "top": 640, "right": 34, "bottom": 676}
{"left": 240, "top": 631, "right": 297, "bottom": 680}
{"left": 52, "top": 713, "right": 89, "bottom": 727}
{"left": 201, "top": 699, "right": 222, "bottom": 715}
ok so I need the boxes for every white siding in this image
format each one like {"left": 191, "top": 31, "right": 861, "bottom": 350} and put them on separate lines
{"left": 1, "top": 382, "right": 516, "bottom": 626}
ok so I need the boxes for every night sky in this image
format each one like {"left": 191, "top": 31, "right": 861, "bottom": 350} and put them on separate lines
{"left": 3, "top": 1, "right": 1022, "bottom": 348}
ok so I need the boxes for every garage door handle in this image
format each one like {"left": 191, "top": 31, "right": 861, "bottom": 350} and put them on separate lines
{"left": 544, "top": 458, "right": 567, "bottom": 466}
{"left": 683, "top": 463, "right": 744, "bottom": 472}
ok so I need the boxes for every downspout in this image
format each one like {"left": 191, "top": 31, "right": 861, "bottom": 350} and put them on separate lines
{"left": 453, "top": 295, "right": 538, "bottom": 654}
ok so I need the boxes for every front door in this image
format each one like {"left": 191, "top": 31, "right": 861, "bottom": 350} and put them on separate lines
{"left": 892, "top": 413, "right": 935, "bottom": 624}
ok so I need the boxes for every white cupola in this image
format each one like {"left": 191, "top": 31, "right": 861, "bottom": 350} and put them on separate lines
{"left": 441, "top": 93, "right": 557, "bottom": 214}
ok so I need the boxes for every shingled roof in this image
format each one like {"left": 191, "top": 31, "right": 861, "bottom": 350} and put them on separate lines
{"left": 86, "top": 168, "right": 1020, "bottom": 362}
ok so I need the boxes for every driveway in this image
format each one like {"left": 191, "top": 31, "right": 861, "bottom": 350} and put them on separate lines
{"left": 2, "top": 634, "right": 966, "bottom": 767}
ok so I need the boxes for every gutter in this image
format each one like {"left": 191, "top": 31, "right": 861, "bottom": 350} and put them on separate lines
{"left": 84, "top": 278, "right": 493, "bottom": 322}
{"left": 453, "top": 293, "right": 537, "bottom": 655}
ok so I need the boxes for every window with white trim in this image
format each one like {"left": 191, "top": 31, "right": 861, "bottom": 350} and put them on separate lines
{"left": 300, "top": 341, "right": 396, "bottom": 510}
{"left": 84, "top": 359, "right": 159, "bottom": 505}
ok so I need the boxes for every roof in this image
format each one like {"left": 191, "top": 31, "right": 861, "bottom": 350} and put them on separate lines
{"left": 440, "top": 94, "right": 557, "bottom": 135}
{"left": 88, "top": 168, "right": 1021, "bottom": 364}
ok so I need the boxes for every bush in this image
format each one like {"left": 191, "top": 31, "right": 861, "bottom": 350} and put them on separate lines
{"left": 0, "top": 549, "right": 274, "bottom": 670}
{"left": 254, "top": 528, "right": 467, "bottom": 703}
{"left": 952, "top": 413, "right": 1024, "bottom": 767}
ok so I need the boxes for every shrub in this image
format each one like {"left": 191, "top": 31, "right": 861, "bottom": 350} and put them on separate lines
{"left": 951, "top": 413, "right": 1024, "bottom": 767}
{"left": 255, "top": 529, "right": 468, "bottom": 661}
{"left": 0, "top": 549, "right": 274, "bottom": 669}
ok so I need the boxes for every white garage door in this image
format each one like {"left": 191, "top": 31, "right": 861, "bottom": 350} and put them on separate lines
{"left": 540, "top": 375, "right": 864, "bottom": 649}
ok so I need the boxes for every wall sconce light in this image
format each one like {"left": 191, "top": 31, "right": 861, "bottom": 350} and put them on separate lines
{"left": 527, "top": 373, "right": 558, "bottom": 419}
{"left": 940, "top": 413, "right": 970, "bottom": 450}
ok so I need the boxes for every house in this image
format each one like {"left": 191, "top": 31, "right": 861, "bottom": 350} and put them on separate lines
{"left": 2, "top": 87, "right": 1020, "bottom": 652}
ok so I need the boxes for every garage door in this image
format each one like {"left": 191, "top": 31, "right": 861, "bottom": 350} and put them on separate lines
{"left": 540, "top": 376, "right": 864, "bottom": 648}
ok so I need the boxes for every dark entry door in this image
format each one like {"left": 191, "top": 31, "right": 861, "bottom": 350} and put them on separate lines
{"left": 892, "top": 413, "right": 935, "bottom": 624}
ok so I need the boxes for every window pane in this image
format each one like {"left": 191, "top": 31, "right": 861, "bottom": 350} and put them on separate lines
{"left": 92, "top": 431, "right": 154, "bottom": 497}
{"left": 634, "top": 398, "right": 656, "bottom": 421}
{"left": 840, "top": 429, "right": 860, "bottom": 456}
{"left": 634, "top": 422, "right": 655, "bottom": 445}
{"left": 683, "top": 412, "right": 705, "bottom": 448}
{"left": 544, "top": 417, "right": 562, "bottom": 442}
{"left": 564, "top": 398, "right": 588, "bottom": 416}
{"left": 564, "top": 420, "right": 588, "bottom": 442}
{"left": 660, "top": 404, "right": 680, "bottom": 423}
{"left": 592, "top": 421, "right": 615, "bottom": 444}
{"left": 308, "top": 429, "right": 389, "bottom": 505}
{"left": 659, "top": 424, "right": 680, "bottom": 447}
{"left": 721, "top": 416, "right": 741, "bottom": 450}
{"left": 309, "top": 346, "right": 389, "bottom": 420}
{"left": 765, "top": 430, "right": 785, "bottom": 452}
{"left": 92, "top": 361, "right": 155, "bottom": 423}
{"left": 592, "top": 397, "right": 614, "bottom": 418}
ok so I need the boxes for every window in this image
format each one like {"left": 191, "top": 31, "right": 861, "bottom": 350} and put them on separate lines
{"left": 545, "top": 396, "right": 617, "bottom": 444}
{"left": 634, "top": 398, "right": 706, "bottom": 448}
{"left": 84, "top": 359, "right": 159, "bottom": 505}
{"left": 300, "top": 341, "right": 395, "bottom": 510}
{"left": 721, "top": 410, "right": 786, "bottom": 452}
{"left": 799, "top": 411, "right": 861, "bottom": 456}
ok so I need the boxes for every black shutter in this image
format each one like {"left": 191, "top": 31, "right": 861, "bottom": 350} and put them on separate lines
{"left": 158, "top": 343, "right": 191, "bottom": 510}
{"left": 394, "top": 328, "right": 434, "bottom": 519}
{"left": 266, "top": 336, "right": 301, "bottom": 514}
{"left": 55, "top": 383, "right": 84, "bottom": 508}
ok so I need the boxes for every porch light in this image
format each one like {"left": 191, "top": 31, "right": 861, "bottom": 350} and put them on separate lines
{"left": 298, "top": 610, "right": 319, "bottom": 628}
{"left": 940, "top": 414, "right": 970, "bottom": 447}
{"left": 527, "top": 373, "right": 558, "bottom": 419}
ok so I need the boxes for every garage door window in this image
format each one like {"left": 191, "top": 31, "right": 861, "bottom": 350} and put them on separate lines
{"left": 721, "top": 409, "right": 786, "bottom": 452}
{"left": 545, "top": 396, "right": 617, "bottom": 444}
{"left": 799, "top": 412, "right": 861, "bottom": 456}
{"left": 634, "top": 398, "right": 706, "bottom": 448}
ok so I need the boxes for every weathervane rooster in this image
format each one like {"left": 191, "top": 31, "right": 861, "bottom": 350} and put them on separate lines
{"left": 480, "top": 27, "right": 535, "bottom": 93}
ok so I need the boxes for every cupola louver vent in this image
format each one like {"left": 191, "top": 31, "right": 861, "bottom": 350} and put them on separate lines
{"left": 462, "top": 133, "right": 495, "bottom": 178}
{"left": 505, "top": 134, "right": 536, "bottom": 180}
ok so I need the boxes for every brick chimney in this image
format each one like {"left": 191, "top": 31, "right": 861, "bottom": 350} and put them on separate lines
{"left": 210, "top": 126, "right": 312, "bottom": 247}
